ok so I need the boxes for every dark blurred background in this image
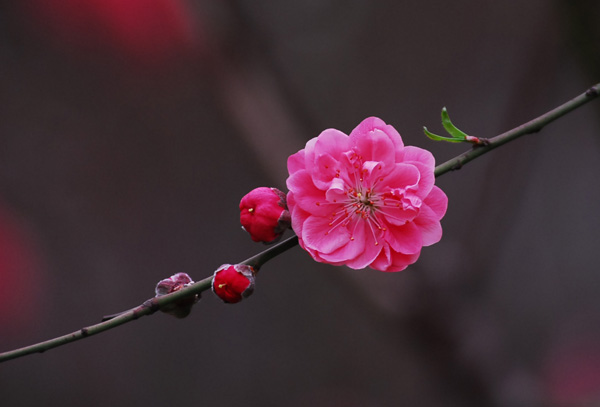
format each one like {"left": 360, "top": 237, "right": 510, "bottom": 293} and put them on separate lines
{"left": 1, "top": 1, "right": 599, "bottom": 406}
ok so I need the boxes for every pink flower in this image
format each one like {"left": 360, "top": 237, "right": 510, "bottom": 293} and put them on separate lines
{"left": 212, "top": 264, "right": 256, "bottom": 303}
{"left": 286, "top": 117, "right": 448, "bottom": 272}
{"left": 240, "top": 187, "right": 291, "bottom": 244}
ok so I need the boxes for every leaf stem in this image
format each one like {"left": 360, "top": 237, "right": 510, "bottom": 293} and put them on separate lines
{"left": 434, "top": 83, "right": 600, "bottom": 177}
{"left": 0, "top": 83, "right": 597, "bottom": 363}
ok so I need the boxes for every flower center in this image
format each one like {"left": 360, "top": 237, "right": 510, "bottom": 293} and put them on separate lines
{"left": 321, "top": 181, "right": 387, "bottom": 246}
{"left": 321, "top": 161, "right": 421, "bottom": 246}
{"left": 351, "top": 190, "right": 377, "bottom": 215}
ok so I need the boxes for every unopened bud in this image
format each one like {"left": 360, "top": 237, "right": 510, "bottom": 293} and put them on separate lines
{"left": 212, "top": 264, "right": 256, "bottom": 303}
{"left": 155, "top": 272, "right": 199, "bottom": 318}
{"left": 240, "top": 187, "right": 291, "bottom": 244}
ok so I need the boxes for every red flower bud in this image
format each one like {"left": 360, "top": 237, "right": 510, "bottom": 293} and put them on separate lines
{"left": 212, "top": 264, "right": 255, "bottom": 303}
{"left": 240, "top": 187, "right": 291, "bottom": 244}
{"left": 155, "top": 272, "right": 199, "bottom": 318}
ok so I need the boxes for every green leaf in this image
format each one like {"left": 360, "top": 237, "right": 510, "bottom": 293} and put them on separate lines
{"left": 423, "top": 107, "right": 478, "bottom": 144}
{"left": 423, "top": 126, "right": 463, "bottom": 143}
{"left": 441, "top": 107, "right": 470, "bottom": 140}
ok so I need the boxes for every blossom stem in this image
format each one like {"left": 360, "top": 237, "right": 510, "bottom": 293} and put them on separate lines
{"left": 434, "top": 82, "right": 600, "bottom": 177}
{"left": 1, "top": 83, "right": 598, "bottom": 364}
{"left": 242, "top": 235, "right": 299, "bottom": 270}
{"left": 0, "top": 237, "right": 297, "bottom": 363}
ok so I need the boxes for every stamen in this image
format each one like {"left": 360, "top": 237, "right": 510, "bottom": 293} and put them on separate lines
{"left": 326, "top": 207, "right": 353, "bottom": 235}
{"left": 363, "top": 212, "right": 383, "bottom": 246}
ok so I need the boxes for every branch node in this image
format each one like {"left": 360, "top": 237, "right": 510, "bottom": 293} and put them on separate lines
{"left": 451, "top": 161, "right": 463, "bottom": 171}
{"left": 142, "top": 298, "right": 160, "bottom": 315}
{"left": 586, "top": 87, "right": 599, "bottom": 97}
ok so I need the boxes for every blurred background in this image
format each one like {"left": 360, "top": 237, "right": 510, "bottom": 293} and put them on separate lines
{"left": 0, "top": 1, "right": 599, "bottom": 406}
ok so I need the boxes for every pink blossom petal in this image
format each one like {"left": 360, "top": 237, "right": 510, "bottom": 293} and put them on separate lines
{"left": 362, "top": 160, "right": 382, "bottom": 174}
{"left": 377, "top": 164, "right": 422, "bottom": 227}
{"left": 385, "top": 221, "right": 423, "bottom": 254}
{"left": 302, "top": 215, "right": 350, "bottom": 254}
{"left": 423, "top": 185, "right": 448, "bottom": 219}
{"left": 319, "top": 221, "right": 382, "bottom": 269}
{"left": 345, "top": 241, "right": 382, "bottom": 269}
{"left": 409, "top": 161, "right": 434, "bottom": 199}
{"left": 350, "top": 128, "right": 395, "bottom": 168}
{"left": 302, "top": 137, "right": 319, "bottom": 172}
{"left": 325, "top": 177, "right": 347, "bottom": 202}
{"left": 401, "top": 146, "right": 435, "bottom": 169}
{"left": 351, "top": 117, "right": 404, "bottom": 153}
{"left": 287, "top": 150, "right": 306, "bottom": 175}
{"left": 313, "top": 128, "right": 352, "bottom": 160}
{"left": 361, "top": 160, "right": 392, "bottom": 186}
{"left": 384, "top": 163, "right": 421, "bottom": 191}
{"left": 387, "top": 251, "right": 420, "bottom": 272}
{"left": 370, "top": 244, "right": 392, "bottom": 270}
{"left": 371, "top": 244, "right": 421, "bottom": 272}
{"left": 414, "top": 203, "right": 443, "bottom": 246}
{"left": 307, "top": 248, "right": 348, "bottom": 266}
{"left": 313, "top": 153, "right": 351, "bottom": 190}
{"left": 304, "top": 129, "right": 349, "bottom": 177}
{"left": 378, "top": 202, "right": 419, "bottom": 227}
{"left": 287, "top": 193, "right": 305, "bottom": 235}
{"left": 286, "top": 170, "right": 331, "bottom": 216}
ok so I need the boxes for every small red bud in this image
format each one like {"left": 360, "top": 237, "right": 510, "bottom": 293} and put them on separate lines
{"left": 155, "top": 272, "right": 199, "bottom": 318}
{"left": 240, "top": 187, "right": 291, "bottom": 244}
{"left": 212, "top": 264, "right": 256, "bottom": 303}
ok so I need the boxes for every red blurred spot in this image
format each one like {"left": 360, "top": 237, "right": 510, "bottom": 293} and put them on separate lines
{"left": 23, "top": 0, "right": 201, "bottom": 63}
{"left": 543, "top": 334, "right": 600, "bottom": 404}
{"left": 0, "top": 203, "right": 44, "bottom": 337}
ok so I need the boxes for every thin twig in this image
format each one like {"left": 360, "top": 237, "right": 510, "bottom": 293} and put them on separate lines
{"left": 0, "top": 237, "right": 297, "bottom": 363}
{"left": 0, "top": 83, "right": 598, "bottom": 364}
{"left": 434, "top": 83, "right": 600, "bottom": 177}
